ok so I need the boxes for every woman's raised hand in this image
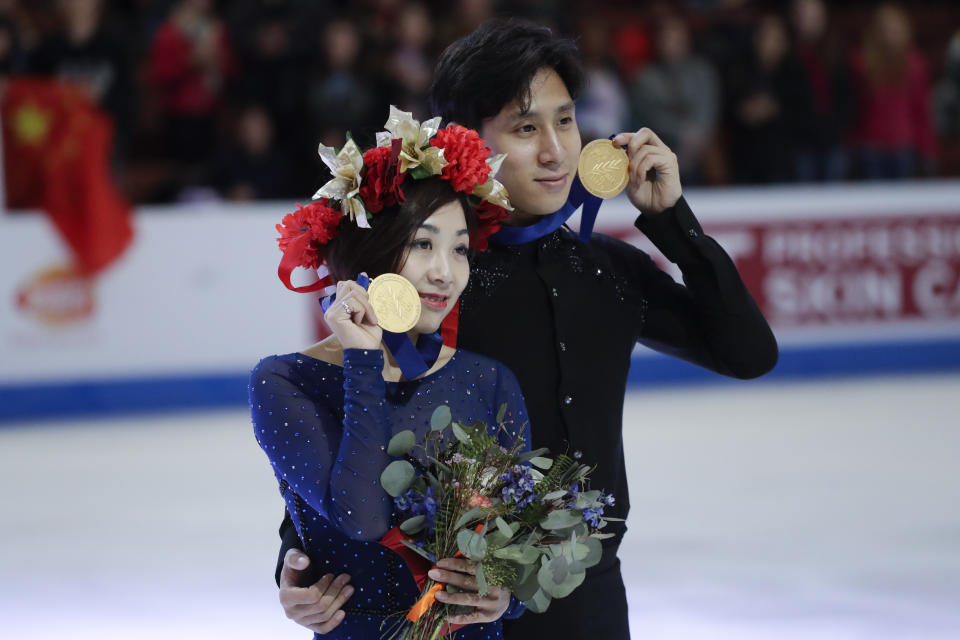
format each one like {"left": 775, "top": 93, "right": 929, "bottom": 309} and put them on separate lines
{"left": 324, "top": 277, "right": 382, "bottom": 351}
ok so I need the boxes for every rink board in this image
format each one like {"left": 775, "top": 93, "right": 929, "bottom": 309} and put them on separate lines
{"left": 2, "top": 183, "right": 959, "bottom": 421}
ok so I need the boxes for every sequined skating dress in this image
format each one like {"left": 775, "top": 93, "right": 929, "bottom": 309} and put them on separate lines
{"left": 251, "top": 348, "right": 529, "bottom": 639}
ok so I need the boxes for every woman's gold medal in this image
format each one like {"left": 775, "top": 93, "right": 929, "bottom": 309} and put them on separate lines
{"left": 367, "top": 274, "right": 421, "bottom": 333}
{"left": 577, "top": 139, "right": 629, "bottom": 199}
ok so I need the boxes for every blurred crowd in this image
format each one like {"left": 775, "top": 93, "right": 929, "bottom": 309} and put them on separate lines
{"left": 2, "top": 0, "right": 960, "bottom": 205}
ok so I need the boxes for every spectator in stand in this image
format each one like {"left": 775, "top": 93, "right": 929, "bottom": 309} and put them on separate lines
{"left": 935, "top": 30, "right": 960, "bottom": 138}
{"left": 850, "top": 2, "right": 936, "bottom": 180}
{"left": 234, "top": 8, "right": 304, "bottom": 152}
{"left": 0, "top": 14, "right": 24, "bottom": 74}
{"left": 212, "top": 103, "right": 293, "bottom": 202}
{"left": 725, "top": 13, "right": 812, "bottom": 184}
{"left": 576, "top": 19, "right": 629, "bottom": 142}
{"left": 26, "top": 0, "right": 133, "bottom": 170}
{"left": 307, "top": 17, "right": 376, "bottom": 149}
{"left": 385, "top": 2, "right": 435, "bottom": 117}
{"left": 148, "top": 0, "right": 237, "bottom": 171}
{"left": 790, "top": 0, "right": 853, "bottom": 182}
{"left": 630, "top": 14, "right": 720, "bottom": 185}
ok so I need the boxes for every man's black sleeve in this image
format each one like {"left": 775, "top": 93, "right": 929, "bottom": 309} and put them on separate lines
{"left": 603, "top": 196, "right": 778, "bottom": 379}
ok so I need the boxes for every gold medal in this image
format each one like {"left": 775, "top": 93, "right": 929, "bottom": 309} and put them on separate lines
{"left": 367, "top": 273, "right": 421, "bottom": 333}
{"left": 577, "top": 139, "right": 629, "bottom": 198}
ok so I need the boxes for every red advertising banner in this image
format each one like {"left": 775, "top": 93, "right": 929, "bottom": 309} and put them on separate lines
{"left": 612, "top": 211, "right": 960, "bottom": 329}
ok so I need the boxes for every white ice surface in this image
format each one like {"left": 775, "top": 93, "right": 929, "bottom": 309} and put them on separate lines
{"left": 1, "top": 375, "right": 958, "bottom": 639}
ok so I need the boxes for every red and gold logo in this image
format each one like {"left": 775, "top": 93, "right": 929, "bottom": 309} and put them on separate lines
{"left": 15, "top": 264, "right": 95, "bottom": 325}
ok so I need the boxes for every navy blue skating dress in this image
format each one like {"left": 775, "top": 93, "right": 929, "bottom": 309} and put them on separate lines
{"left": 252, "top": 348, "right": 529, "bottom": 639}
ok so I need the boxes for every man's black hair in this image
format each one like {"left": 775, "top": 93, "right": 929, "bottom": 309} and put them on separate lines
{"left": 429, "top": 19, "right": 585, "bottom": 129}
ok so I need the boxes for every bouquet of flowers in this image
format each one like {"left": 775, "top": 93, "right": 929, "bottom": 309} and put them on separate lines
{"left": 379, "top": 405, "right": 619, "bottom": 639}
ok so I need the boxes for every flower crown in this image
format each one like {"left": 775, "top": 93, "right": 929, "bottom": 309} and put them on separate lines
{"left": 276, "top": 106, "right": 513, "bottom": 292}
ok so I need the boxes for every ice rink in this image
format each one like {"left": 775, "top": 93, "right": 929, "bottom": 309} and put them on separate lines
{"left": 2, "top": 373, "right": 959, "bottom": 640}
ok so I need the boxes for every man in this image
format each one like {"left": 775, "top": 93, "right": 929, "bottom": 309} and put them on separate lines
{"left": 275, "top": 19, "right": 777, "bottom": 638}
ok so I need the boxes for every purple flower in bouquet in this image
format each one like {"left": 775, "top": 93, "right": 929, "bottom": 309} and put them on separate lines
{"left": 574, "top": 491, "right": 616, "bottom": 527}
{"left": 394, "top": 489, "right": 419, "bottom": 513}
{"left": 423, "top": 486, "right": 438, "bottom": 533}
{"left": 581, "top": 506, "right": 602, "bottom": 527}
{"left": 500, "top": 464, "right": 537, "bottom": 508}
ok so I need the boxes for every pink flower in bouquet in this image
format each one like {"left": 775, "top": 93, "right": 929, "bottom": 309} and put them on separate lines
{"left": 467, "top": 493, "right": 493, "bottom": 508}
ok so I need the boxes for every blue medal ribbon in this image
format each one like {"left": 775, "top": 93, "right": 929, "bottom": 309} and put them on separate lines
{"left": 321, "top": 273, "right": 442, "bottom": 380}
{"left": 489, "top": 174, "right": 603, "bottom": 246}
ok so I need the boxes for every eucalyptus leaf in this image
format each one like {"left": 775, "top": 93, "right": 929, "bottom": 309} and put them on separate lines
{"left": 591, "top": 532, "right": 616, "bottom": 540}
{"left": 517, "top": 447, "right": 549, "bottom": 463}
{"left": 495, "top": 516, "right": 513, "bottom": 539}
{"left": 475, "top": 562, "right": 488, "bottom": 596}
{"left": 542, "top": 490, "right": 568, "bottom": 501}
{"left": 380, "top": 460, "right": 415, "bottom": 497}
{"left": 513, "top": 565, "right": 542, "bottom": 601}
{"left": 529, "top": 456, "right": 553, "bottom": 470}
{"left": 485, "top": 527, "right": 512, "bottom": 549}
{"left": 496, "top": 403, "right": 507, "bottom": 424}
{"left": 386, "top": 430, "right": 417, "bottom": 456}
{"left": 492, "top": 544, "right": 540, "bottom": 565}
{"left": 539, "top": 509, "right": 583, "bottom": 530}
{"left": 399, "top": 515, "right": 426, "bottom": 535}
{"left": 538, "top": 562, "right": 585, "bottom": 598}
{"left": 580, "top": 537, "right": 603, "bottom": 568}
{"left": 456, "top": 528, "right": 488, "bottom": 561}
{"left": 575, "top": 489, "right": 601, "bottom": 508}
{"left": 430, "top": 405, "right": 451, "bottom": 431}
{"left": 526, "top": 588, "right": 552, "bottom": 613}
{"left": 548, "top": 555, "right": 569, "bottom": 583}
{"left": 454, "top": 506, "right": 489, "bottom": 530}
{"left": 451, "top": 422, "right": 471, "bottom": 443}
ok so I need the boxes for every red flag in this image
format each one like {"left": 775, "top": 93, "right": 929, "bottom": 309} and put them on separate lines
{"left": 2, "top": 76, "right": 133, "bottom": 275}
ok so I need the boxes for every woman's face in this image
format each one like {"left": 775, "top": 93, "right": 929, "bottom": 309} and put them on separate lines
{"left": 398, "top": 200, "right": 471, "bottom": 335}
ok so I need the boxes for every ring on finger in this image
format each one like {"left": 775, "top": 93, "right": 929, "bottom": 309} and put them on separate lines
{"left": 340, "top": 301, "right": 353, "bottom": 315}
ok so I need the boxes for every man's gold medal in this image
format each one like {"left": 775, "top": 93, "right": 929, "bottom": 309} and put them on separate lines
{"left": 367, "top": 273, "right": 421, "bottom": 333}
{"left": 577, "top": 139, "right": 629, "bottom": 198}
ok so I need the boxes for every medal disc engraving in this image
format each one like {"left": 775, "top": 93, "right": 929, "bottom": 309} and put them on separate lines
{"left": 578, "top": 139, "right": 629, "bottom": 198}
{"left": 367, "top": 273, "right": 421, "bottom": 333}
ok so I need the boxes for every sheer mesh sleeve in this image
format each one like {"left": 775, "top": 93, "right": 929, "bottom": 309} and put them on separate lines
{"left": 491, "top": 363, "right": 532, "bottom": 454}
{"left": 251, "top": 349, "right": 395, "bottom": 541}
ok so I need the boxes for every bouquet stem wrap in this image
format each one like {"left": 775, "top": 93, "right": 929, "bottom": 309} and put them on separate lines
{"left": 406, "top": 523, "right": 484, "bottom": 623}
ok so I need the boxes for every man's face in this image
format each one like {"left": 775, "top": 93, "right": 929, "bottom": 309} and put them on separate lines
{"left": 479, "top": 68, "right": 581, "bottom": 225}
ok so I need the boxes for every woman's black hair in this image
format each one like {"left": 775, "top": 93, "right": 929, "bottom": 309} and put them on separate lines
{"left": 325, "top": 178, "right": 475, "bottom": 282}
{"left": 428, "top": 19, "right": 585, "bottom": 129}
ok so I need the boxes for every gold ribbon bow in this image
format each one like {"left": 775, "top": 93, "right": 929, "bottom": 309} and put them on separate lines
{"left": 314, "top": 138, "right": 368, "bottom": 228}
{"left": 378, "top": 105, "right": 448, "bottom": 176}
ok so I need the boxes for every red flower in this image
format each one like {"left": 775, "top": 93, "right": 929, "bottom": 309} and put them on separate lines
{"left": 473, "top": 201, "right": 511, "bottom": 252}
{"left": 431, "top": 125, "right": 492, "bottom": 194}
{"left": 275, "top": 199, "right": 342, "bottom": 269}
{"left": 359, "top": 145, "right": 405, "bottom": 213}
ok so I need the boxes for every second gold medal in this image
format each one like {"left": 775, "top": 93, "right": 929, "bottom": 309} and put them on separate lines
{"left": 367, "top": 273, "right": 421, "bottom": 333}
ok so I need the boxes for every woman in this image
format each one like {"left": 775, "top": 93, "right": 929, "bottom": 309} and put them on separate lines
{"left": 252, "top": 108, "right": 527, "bottom": 638}
{"left": 850, "top": 2, "right": 936, "bottom": 179}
